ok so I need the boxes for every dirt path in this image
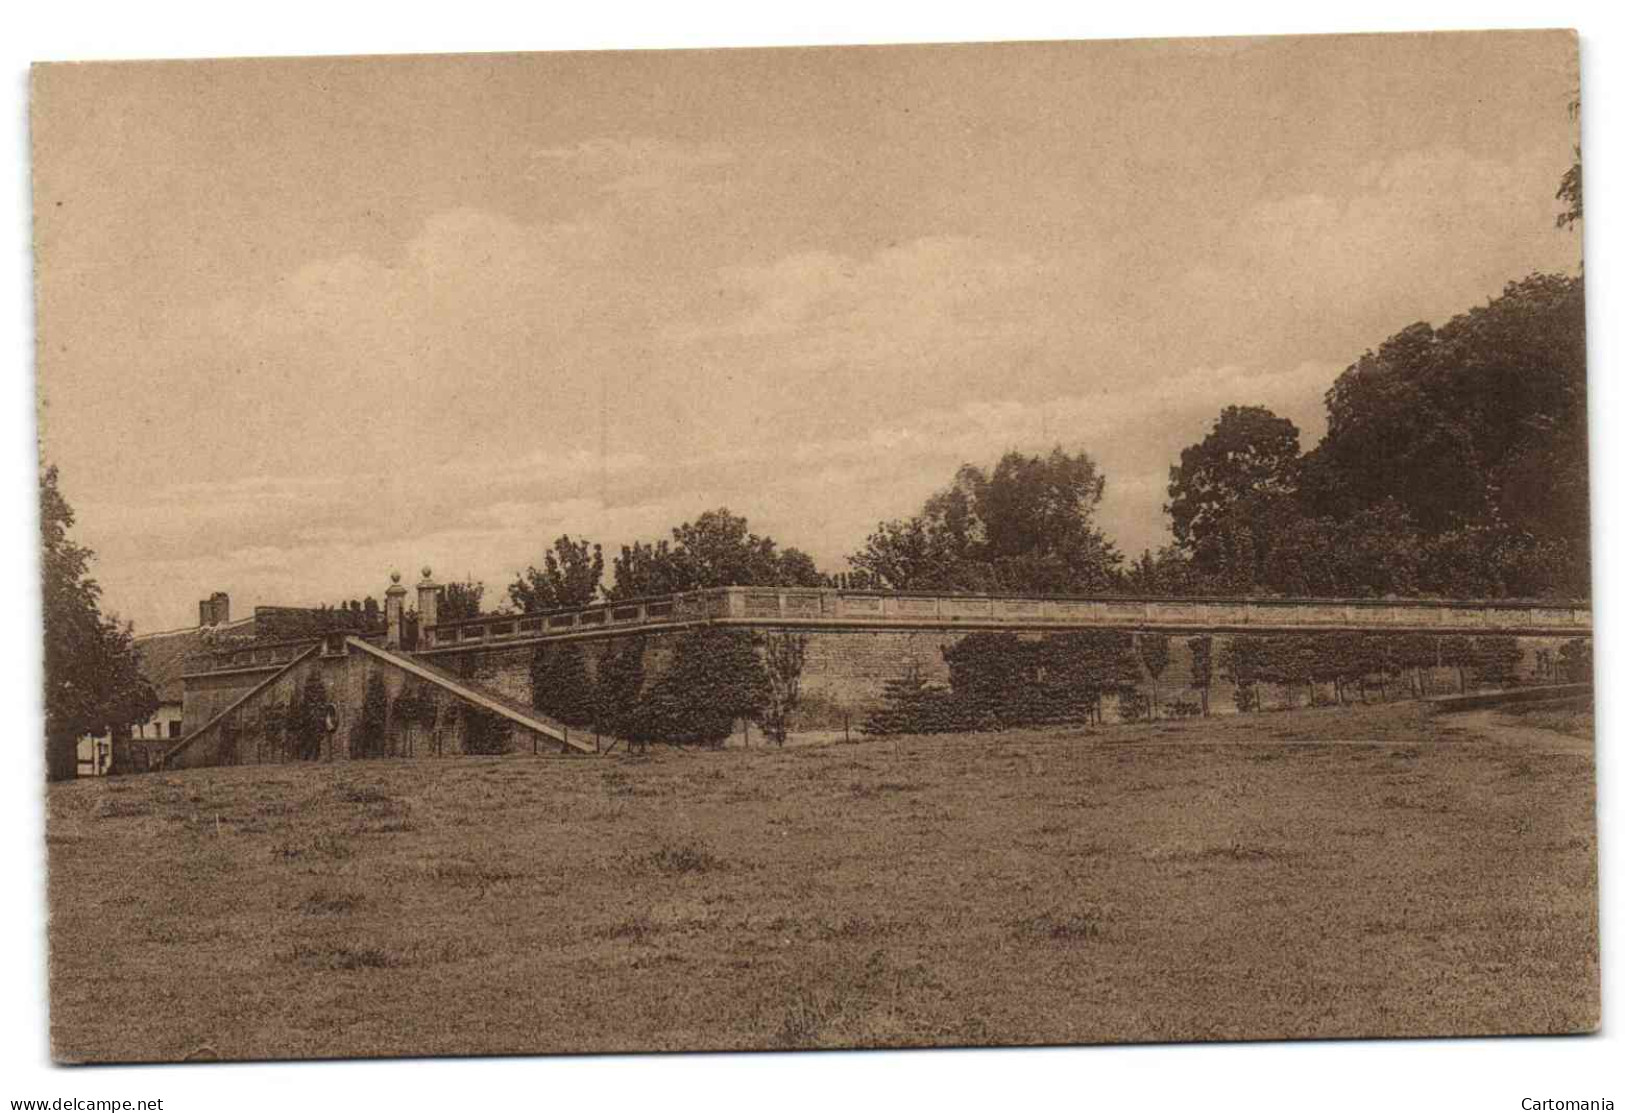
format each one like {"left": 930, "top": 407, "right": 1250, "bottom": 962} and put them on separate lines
{"left": 1441, "top": 708, "right": 1594, "bottom": 755}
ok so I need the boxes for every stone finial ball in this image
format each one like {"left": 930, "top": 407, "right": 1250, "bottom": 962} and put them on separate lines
{"left": 422, "top": 566, "right": 433, "bottom": 580}
{"left": 390, "top": 570, "right": 402, "bottom": 584}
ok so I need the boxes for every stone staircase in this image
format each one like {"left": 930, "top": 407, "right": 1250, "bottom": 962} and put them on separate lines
{"left": 349, "top": 637, "right": 609, "bottom": 754}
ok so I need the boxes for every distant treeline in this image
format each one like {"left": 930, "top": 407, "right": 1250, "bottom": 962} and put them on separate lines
{"left": 474, "top": 273, "right": 1586, "bottom": 616}
{"left": 302, "top": 270, "right": 1587, "bottom": 625}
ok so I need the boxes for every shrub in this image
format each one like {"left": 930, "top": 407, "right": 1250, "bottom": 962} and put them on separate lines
{"left": 391, "top": 681, "right": 438, "bottom": 752}
{"left": 861, "top": 664, "right": 959, "bottom": 735}
{"left": 351, "top": 672, "right": 389, "bottom": 759}
{"left": 1164, "top": 697, "right": 1204, "bottom": 719}
{"left": 287, "top": 671, "right": 329, "bottom": 761}
{"left": 1559, "top": 637, "right": 1592, "bottom": 683}
{"left": 1117, "top": 690, "right": 1151, "bottom": 722}
{"left": 865, "top": 631, "right": 1143, "bottom": 735}
{"left": 461, "top": 706, "right": 509, "bottom": 755}
{"left": 944, "top": 630, "right": 1141, "bottom": 729}
{"left": 636, "top": 628, "right": 769, "bottom": 748}
{"left": 1470, "top": 635, "right": 1523, "bottom": 688}
{"left": 530, "top": 642, "right": 594, "bottom": 727}
{"left": 592, "top": 636, "right": 647, "bottom": 743}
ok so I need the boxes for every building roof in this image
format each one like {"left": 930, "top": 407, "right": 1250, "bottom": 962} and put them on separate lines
{"left": 135, "top": 616, "right": 255, "bottom": 703}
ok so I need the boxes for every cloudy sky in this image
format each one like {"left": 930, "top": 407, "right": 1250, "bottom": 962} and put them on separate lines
{"left": 32, "top": 32, "right": 1580, "bottom": 633}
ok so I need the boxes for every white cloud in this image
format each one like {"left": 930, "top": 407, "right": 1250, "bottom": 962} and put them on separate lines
{"left": 70, "top": 140, "right": 1580, "bottom": 632}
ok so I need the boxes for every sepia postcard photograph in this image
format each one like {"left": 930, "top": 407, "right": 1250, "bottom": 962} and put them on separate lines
{"left": 27, "top": 26, "right": 1600, "bottom": 1071}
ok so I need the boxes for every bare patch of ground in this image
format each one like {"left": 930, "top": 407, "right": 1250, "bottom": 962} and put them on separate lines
{"left": 46, "top": 701, "right": 1598, "bottom": 1061}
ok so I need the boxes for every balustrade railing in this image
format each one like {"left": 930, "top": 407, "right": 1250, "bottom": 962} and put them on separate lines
{"left": 419, "top": 588, "right": 1591, "bottom": 648}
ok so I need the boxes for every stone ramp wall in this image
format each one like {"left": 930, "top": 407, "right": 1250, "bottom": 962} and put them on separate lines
{"left": 167, "top": 642, "right": 566, "bottom": 770}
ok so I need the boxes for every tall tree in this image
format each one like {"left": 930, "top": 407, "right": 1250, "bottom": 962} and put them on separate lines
{"left": 849, "top": 447, "right": 1121, "bottom": 593}
{"left": 608, "top": 509, "right": 822, "bottom": 600}
{"left": 1138, "top": 633, "right": 1170, "bottom": 720}
{"left": 508, "top": 535, "right": 605, "bottom": 612}
{"left": 438, "top": 578, "right": 486, "bottom": 622}
{"left": 40, "top": 464, "right": 157, "bottom": 779}
{"left": 847, "top": 512, "right": 988, "bottom": 594}
{"left": 1298, "top": 273, "right": 1587, "bottom": 598}
{"left": 1165, "top": 406, "right": 1302, "bottom": 587}
{"left": 609, "top": 539, "right": 686, "bottom": 600}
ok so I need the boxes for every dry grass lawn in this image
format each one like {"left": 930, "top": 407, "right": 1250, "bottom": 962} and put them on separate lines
{"left": 46, "top": 700, "right": 1598, "bottom": 1062}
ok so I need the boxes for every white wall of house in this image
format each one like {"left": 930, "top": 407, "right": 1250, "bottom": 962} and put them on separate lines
{"left": 130, "top": 702, "right": 184, "bottom": 743}
{"left": 74, "top": 702, "right": 184, "bottom": 776}
{"left": 75, "top": 733, "right": 113, "bottom": 776}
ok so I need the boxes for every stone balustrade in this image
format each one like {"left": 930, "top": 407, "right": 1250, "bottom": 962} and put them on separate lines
{"left": 419, "top": 588, "right": 1592, "bottom": 650}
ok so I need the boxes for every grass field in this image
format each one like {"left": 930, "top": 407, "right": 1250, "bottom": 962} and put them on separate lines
{"left": 46, "top": 700, "right": 1598, "bottom": 1062}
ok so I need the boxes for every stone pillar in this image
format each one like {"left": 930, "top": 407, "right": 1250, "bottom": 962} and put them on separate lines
{"left": 385, "top": 571, "right": 407, "bottom": 648}
{"left": 416, "top": 566, "right": 440, "bottom": 635}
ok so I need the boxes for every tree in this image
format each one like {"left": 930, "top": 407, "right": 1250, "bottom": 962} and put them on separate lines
{"left": 850, "top": 448, "right": 1122, "bottom": 593}
{"left": 776, "top": 548, "right": 824, "bottom": 589}
{"left": 1219, "top": 636, "right": 1264, "bottom": 712}
{"left": 40, "top": 465, "right": 157, "bottom": 779}
{"left": 1166, "top": 406, "right": 1302, "bottom": 586}
{"left": 1187, "top": 636, "right": 1213, "bottom": 716}
{"left": 610, "top": 539, "right": 686, "bottom": 600}
{"left": 667, "top": 508, "right": 810, "bottom": 589}
{"left": 848, "top": 512, "right": 989, "bottom": 593}
{"left": 758, "top": 631, "right": 809, "bottom": 745}
{"left": 1439, "top": 635, "right": 1474, "bottom": 694}
{"left": 1391, "top": 632, "right": 1439, "bottom": 697}
{"left": 1260, "top": 500, "right": 1424, "bottom": 598}
{"left": 1138, "top": 633, "right": 1170, "bottom": 720}
{"left": 1297, "top": 274, "right": 1587, "bottom": 598}
{"left": 609, "top": 509, "right": 822, "bottom": 599}
{"left": 439, "top": 578, "right": 485, "bottom": 622}
{"left": 1557, "top": 95, "right": 1582, "bottom": 232}
{"left": 509, "top": 535, "right": 604, "bottom": 612}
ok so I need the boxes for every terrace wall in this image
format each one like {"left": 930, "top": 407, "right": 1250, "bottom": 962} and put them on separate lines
{"left": 177, "top": 589, "right": 1592, "bottom": 753}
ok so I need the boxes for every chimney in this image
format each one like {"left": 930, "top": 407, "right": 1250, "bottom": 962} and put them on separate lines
{"left": 385, "top": 571, "right": 407, "bottom": 648}
{"left": 416, "top": 566, "right": 440, "bottom": 633}
{"left": 198, "top": 591, "right": 230, "bottom": 627}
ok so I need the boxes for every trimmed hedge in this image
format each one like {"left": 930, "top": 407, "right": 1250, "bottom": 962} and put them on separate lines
{"left": 530, "top": 642, "right": 595, "bottom": 728}
{"left": 1221, "top": 631, "right": 1531, "bottom": 711}
{"left": 287, "top": 671, "right": 329, "bottom": 761}
{"left": 528, "top": 629, "right": 779, "bottom": 750}
{"left": 864, "top": 630, "right": 1143, "bottom": 735}
{"left": 635, "top": 629, "right": 770, "bottom": 748}
{"left": 351, "top": 671, "right": 390, "bottom": 759}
